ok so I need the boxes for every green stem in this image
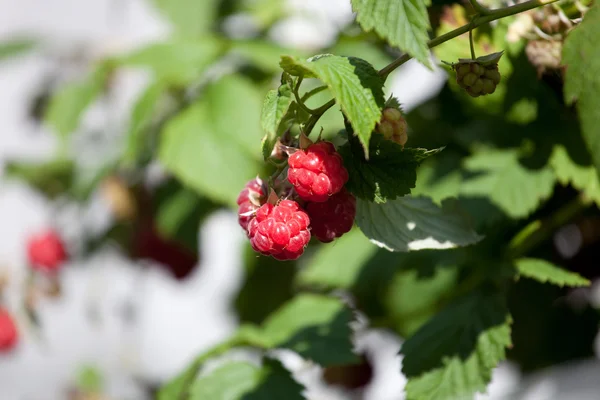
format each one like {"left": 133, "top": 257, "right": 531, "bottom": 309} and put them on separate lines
{"left": 293, "top": 77, "right": 318, "bottom": 115}
{"left": 507, "top": 193, "right": 589, "bottom": 259}
{"left": 469, "top": 20, "right": 477, "bottom": 59}
{"left": 469, "top": 0, "right": 492, "bottom": 15}
{"left": 301, "top": 84, "right": 328, "bottom": 102}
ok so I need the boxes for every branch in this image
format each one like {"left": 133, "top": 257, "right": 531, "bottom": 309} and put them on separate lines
{"left": 378, "top": 0, "right": 563, "bottom": 79}
{"left": 305, "top": 0, "right": 562, "bottom": 132}
{"left": 469, "top": 0, "right": 492, "bottom": 15}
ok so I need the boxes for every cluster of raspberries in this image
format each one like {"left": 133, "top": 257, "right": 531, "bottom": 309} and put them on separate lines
{"left": 237, "top": 141, "right": 356, "bottom": 260}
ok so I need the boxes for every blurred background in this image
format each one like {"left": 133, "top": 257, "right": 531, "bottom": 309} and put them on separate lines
{"left": 0, "top": 0, "right": 599, "bottom": 399}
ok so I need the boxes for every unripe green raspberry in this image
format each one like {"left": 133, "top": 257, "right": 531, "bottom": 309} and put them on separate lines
{"left": 378, "top": 120, "right": 395, "bottom": 139}
{"left": 470, "top": 63, "right": 484, "bottom": 76}
{"left": 484, "top": 68, "right": 501, "bottom": 85}
{"left": 471, "top": 78, "right": 484, "bottom": 94}
{"left": 376, "top": 107, "right": 408, "bottom": 147}
{"left": 453, "top": 54, "right": 502, "bottom": 98}
{"left": 481, "top": 79, "right": 496, "bottom": 95}
{"left": 463, "top": 72, "right": 478, "bottom": 87}
{"left": 456, "top": 64, "right": 471, "bottom": 79}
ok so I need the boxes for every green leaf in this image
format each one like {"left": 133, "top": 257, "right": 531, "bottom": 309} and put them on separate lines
{"left": 339, "top": 133, "right": 443, "bottom": 202}
{"left": 158, "top": 77, "right": 261, "bottom": 206}
{"left": 151, "top": 0, "right": 219, "bottom": 37}
{"left": 297, "top": 228, "right": 378, "bottom": 289}
{"left": 563, "top": 5, "right": 600, "bottom": 174}
{"left": 260, "top": 83, "right": 293, "bottom": 160}
{"left": 189, "top": 359, "right": 304, "bottom": 400}
{"left": 460, "top": 149, "right": 556, "bottom": 219}
{"left": 122, "top": 82, "right": 164, "bottom": 165}
{"left": 204, "top": 74, "right": 265, "bottom": 158}
{"left": 402, "top": 290, "right": 512, "bottom": 400}
{"left": 355, "top": 196, "right": 482, "bottom": 252}
{"left": 154, "top": 181, "right": 219, "bottom": 252}
{"left": 121, "top": 39, "right": 223, "bottom": 85}
{"left": 230, "top": 41, "right": 302, "bottom": 73}
{"left": 45, "top": 65, "right": 110, "bottom": 139}
{"left": 515, "top": 258, "right": 590, "bottom": 287}
{"left": 0, "top": 38, "right": 36, "bottom": 61}
{"left": 550, "top": 145, "right": 600, "bottom": 207}
{"left": 76, "top": 365, "right": 103, "bottom": 393}
{"left": 280, "top": 54, "right": 384, "bottom": 157}
{"left": 351, "top": 0, "right": 431, "bottom": 68}
{"left": 261, "top": 294, "right": 359, "bottom": 366}
{"left": 384, "top": 266, "right": 458, "bottom": 337}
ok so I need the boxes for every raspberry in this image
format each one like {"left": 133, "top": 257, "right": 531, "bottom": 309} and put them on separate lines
{"left": 376, "top": 108, "right": 408, "bottom": 147}
{"left": 306, "top": 189, "right": 356, "bottom": 243}
{"left": 287, "top": 141, "right": 349, "bottom": 202}
{"left": 237, "top": 178, "right": 266, "bottom": 231}
{"left": 247, "top": 200, "right": 311, "bottom": 260}
{"left": 27, "top": 230, "right": 67, "bottom": 273}
{"left": 455, "top": 61, "right": 501, "bottom": 98}
{"left": 0, "top": 308, "right": 18, "bottom": 352}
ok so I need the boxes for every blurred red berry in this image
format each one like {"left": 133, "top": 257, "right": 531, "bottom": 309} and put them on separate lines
{"left": 237, "top": 178, "right": 266, "bottom": 231}
{"left": 0, "top": 308, "right": 18, "bottom": 352}
{"left": 247, "top": 200, "right": 311, "bottom": 260}
{"left": 287, "top": 141, "right": 349, "bottom": 203}
{"left": 306, "top": 189, "right": 356, "bottom": 243}
{"left": 27, "top": 230, "right": 67, "bottom": 273}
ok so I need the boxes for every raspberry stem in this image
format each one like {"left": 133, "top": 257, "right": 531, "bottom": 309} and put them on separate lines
{"left": 293, "top": 77, "right": 319, "bottom": 115}
{"left": 469, "top": 20, "right": 477, "bottom": 59}
{"left": 469, "top": 0, "right": 492, "bottom": 15}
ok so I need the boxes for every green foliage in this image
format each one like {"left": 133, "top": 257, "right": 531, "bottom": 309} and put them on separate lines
{"left": 550, "top": 145, "right": 600, "bottom": 206}
{"left": 460, "top": 149, "right": 556, "bottom": 219}
{"left": 19, "top": 1, "right": 600, "bottom": 399}
{"left": 280, "top": 54, "right": 384, "bottom": 156}
{"left": 384, "top": 265, "right": 458, "bottom": 337}
{"left": 260, "top": 83, "right": 293, "bottom": 159}
{"left": 151, "top": 0, "right": 219, "bottom": 37}
{"left": 120, "top": 39, "right": 224, "bottom": 86}
{"left": 0, "top": 38, "right": 35, "bottom": 61}
{"left": 189, "top": 359, "right": 304, "bottom": 400}
{"left": 75, "top": 365, "right": 103, "bottom": 393}
{"left": 351, "top": 0, "right": 432, "bottom": 68}
{"left": 45, "top": 64, "right": 111, "bottom": 139}
{"left": 297, "top": 228, "right": 377, "bottom": 289}
{"left": 259, "top": 294, "right": 359, "bottom": 366}
{"left": 515, "top": 258, "right": 590, "bottom": 287}
{"left": 339, "top": 133, "right": 442, "bottom": 202}
{"left": 123, "top": 82, "right": 165, "bottom": 165}
{"left": 355, "top": 197, "right": 482, "bottom": 252}
{"left": 563, "top": 5, "right": 600, "bottom": 174}
{"left": 401, "top": 290, "right": 512, "bottom": 400}
{"left": 158, "top": 75, "right": 263, "bottom": 206}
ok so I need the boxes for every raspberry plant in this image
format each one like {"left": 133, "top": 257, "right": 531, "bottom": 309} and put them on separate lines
{"left": 4, "top": 0, "right": 600, "bottom": 398}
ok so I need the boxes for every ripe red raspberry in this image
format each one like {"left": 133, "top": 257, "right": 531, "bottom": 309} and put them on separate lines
{"left": 27, "top": 230, "right": 67, "bottom": 273}
{"left": 0, "top": 308, "right": 18, "bottom": 352}
{"left": 247, "top": 200, "right": 311, "bottom": 260}
{"left": 306, "top": 189, "right": 356, "bottom": 243}
{"left": 237, "top": 178, "right": 266, "bottom": 231}
{"left": 287, "top": 141, "right": 349, "bottom": 203}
